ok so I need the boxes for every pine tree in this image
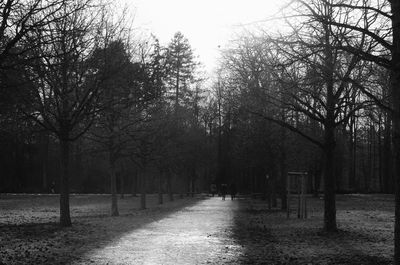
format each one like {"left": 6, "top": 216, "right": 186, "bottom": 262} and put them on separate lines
{"left": 166, "top": 32, "right": 197, "bottom": 112}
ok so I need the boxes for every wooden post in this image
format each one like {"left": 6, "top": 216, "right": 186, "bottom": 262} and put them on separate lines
{"left": 287, "top": 172, "right": 308, "bottom": 219}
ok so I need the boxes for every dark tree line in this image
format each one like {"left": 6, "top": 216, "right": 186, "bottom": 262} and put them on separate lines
{"left": 2, "top": 0, "right": 400, "bottom": 263}
{"left": 211, "top": 0, "right": 400, "bottom": 263}
{"left": 0, "top": 1, "right": 212, "bottom": 227}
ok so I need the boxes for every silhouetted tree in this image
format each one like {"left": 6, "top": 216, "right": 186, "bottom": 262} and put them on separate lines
{"left": 25, "top": 0, "right": 104, "bottom": 226}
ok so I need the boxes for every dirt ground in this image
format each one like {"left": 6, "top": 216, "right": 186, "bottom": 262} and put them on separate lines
{"left": 0, "top": 193, "right": 395, "bottom": 264}
{"left": 234, "top": 194, "right": 393, "bottom": 264}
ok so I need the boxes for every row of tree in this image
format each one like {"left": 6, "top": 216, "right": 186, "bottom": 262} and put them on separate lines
{"left": 210, "top": 0, "right": 400, "bottom": 263}
{"left": 0, "top": 0, "right": 215, "bottom": 227}
{"left": 2, "top": 0, "right": 400, "bottom": 263}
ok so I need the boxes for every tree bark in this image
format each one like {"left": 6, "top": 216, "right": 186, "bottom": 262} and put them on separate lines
{"left": 60, "top": 138, "right": 71, "bottom": 227}
{"left": 167, "top": 170, "right": 174, "bottom": 201}
{"left": 120, "top": 172, "right": 125, "bottom": 199}
{"left": 322, "top": 12, "right": 337, "bottom": 232}
{"left": 132, "top": 168, "right": 138, "bottom": 197}
{"left": 158, "top": 174, "right": 163, "bottom": 205}
{"left": 383, "top": 112, "right": 393, "bottom": 193}
{"left": 279, "top": 128, "right": 287, "bottom": 210}
{"left": 140, "top": 169, "right": 146, "bottom": 210}
{"left": 191, "top": 170, "right": 196, "bottom": 197}
{"left": 394, "top": 113, "right": 400, "bottom": 264}
{"left": 348, "top": 112, "right": 356, "bottom": 191}
{"left": 41, "top": 132, "right": 49, "bottom": 191}
{"left": 109, "top": 154, "right": 119, "bottom": 216}
{"left": 392, "top": 2, "right": 400, "bottom": 263}
{"left": 323, "top": 127, "right": 337, "bottom": 232}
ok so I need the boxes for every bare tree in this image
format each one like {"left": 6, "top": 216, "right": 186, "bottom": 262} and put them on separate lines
{"left": 220, "top": 0, "right": 372, "bottom": 232}
{"left": 0, "top": 0, "right": 70, "bottom": 69}
{"left": 25, "top": 0, "right": 103, "bottom": 226}
{"left": 313, "top": 0, "right": 400, "bottom": 262}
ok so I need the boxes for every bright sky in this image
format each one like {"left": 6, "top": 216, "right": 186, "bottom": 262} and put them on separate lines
{"left": 126, "top": 0, "right": 286, "bottom": 73}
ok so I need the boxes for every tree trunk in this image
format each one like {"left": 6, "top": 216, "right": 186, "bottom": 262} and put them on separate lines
{"left": 322, "top": 15, "right": 337, "bottom": 232}
{"left": 323, "top": 130, "right": 337, "bottom": 232}
{"left": 120, "top": 172, "right": 125, "bottom": 199}
{"left": 378, "top": 115, "right": 384, "bottom": 192}
{"left": 132, "top": 168, "right": 138, "bottom": 197}
{"left": 191, "top": 173, "right": 195, "bottom": 197}
{"left": 109, "top": 154, "right": 119, "bottom": 216}
{"left": 394, "top": 113, "right": 400, "bottom": 265}
{"left": 383, "top": 112, "right": 393, "bottom": 193}
{"left": 392, "top": 2, "right": 400, "bottom": 263}
{"left": 41, "top": 132, "right": 49, "bottom": 192}
{"left": 140, "top": 169, "right": 146, "bottom": 210}
{"left": 158, "top": 174, "right": 163, "bottom": 205}
{"left": 167, "top": 171, "right": 173, "bottom": 201}
{"left": 279, "top": 129, "right": 287, "bottom": 210}
{"left": 60, "top": 138, "right": 71, "bottom": 227}
{"left": 271, "top": 173, "right": 278, "bottom": 207}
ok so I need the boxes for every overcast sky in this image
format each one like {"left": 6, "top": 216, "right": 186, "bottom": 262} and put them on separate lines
{"left": 126, "top": 0, "right": 286, "bottom": 73}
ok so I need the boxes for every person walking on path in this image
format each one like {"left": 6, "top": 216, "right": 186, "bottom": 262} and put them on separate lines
{"left": 229, "top": 183, "right": 237, "bottom": 200}
{"left": 210, "top": 183, "right": 217, "bottom": 197}
{"left": 221, "top": 184, "right": 227, "bottom": 200}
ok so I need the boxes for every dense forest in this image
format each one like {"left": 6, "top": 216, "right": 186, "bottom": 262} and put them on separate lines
{"left": 2, "top": 0, "right": 400, "bottom": 261}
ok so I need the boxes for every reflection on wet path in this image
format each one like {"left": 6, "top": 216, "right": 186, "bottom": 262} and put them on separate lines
{"left": 75, "top": 197, "right": 242, "bottom": 264}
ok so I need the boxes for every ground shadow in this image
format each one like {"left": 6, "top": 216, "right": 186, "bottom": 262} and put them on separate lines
{"left": 0, "top": 195, "right": 206, "bottom": 265}
{"left": 231, "top": 197, "right": 392, "bottom": 265}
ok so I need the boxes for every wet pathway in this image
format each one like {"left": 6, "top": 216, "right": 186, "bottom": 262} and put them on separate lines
{"left": 75, "top": 197, "right": 242, "bottom": 265}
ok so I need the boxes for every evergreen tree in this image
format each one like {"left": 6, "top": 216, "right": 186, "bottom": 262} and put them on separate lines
{"left": 166, "top": 32, "right": 197, "bottom": 111}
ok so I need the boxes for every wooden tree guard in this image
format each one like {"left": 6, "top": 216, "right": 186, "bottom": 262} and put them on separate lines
{"left": 286, "top": 172, "right": 308, "bottom": 219}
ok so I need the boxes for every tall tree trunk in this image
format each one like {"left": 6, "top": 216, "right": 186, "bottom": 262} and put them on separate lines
{"left": 394, "top": 113, "right": 400, "bottom": 264}
{"left": 120, "top": 172, "right": 125, "bottom": 199}
{"left": 60, "top": 138, "right": 71, "bottom": 227}
{"left": 158, "top": 173, "right": 163, "bottom": 205}
{"left": 175, "top": 65, "right": 180, "bottom": 113}
{"left": 323, "top": 127, "right": 337, "bottom": 232}
{"left": 322, "top": 12, "right": 337, "bottom": 232}
{"left": 217, "top": 85, "right": 223, "bottom": 184}
{"left": 348, "top": 113, "right": 356, "bottom": 191}
{"left": 190, "top": 165, "right": 196, "bottom": 197}
{"left": 109, "top": 154, "right": 119, "bottom": 216}
{"left": 132, "top": 168, "right": 138, "bottom": 197}
{"left": 392, "top": 3, "right": 400, "bottom": 263}
{"left": 41, "top": 132, "right": 49, "bottom": 192}
{"left": 191, "top": 177, "right": 195, "bottom": 197}
{"left": 383, "top": 112, "right": 393, "bottom": 193}
{"left": 140, "top": 168, "right": 146, "bottom": 210}
{"left": 279, "top": 127, "right": 287, "bottom": 210}
{"left": 353, "top": 119, "right": 358, "bottom": 190}
{"left": 272, "top": 176, "right": 277, "bottom": 208}
{"left": 378, "top": 115, "right": 384, "bottom": 192}
{"left": 167, "top": 170, "right": 173, "bottom": 201}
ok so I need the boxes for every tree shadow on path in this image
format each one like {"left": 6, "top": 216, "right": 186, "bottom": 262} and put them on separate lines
{"left": 0, "top": 196, "right": 205, "bottom": 265}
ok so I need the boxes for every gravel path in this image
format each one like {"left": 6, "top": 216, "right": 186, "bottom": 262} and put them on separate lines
{"left": 74, "top": 197, "right": 243, "bottom": 265}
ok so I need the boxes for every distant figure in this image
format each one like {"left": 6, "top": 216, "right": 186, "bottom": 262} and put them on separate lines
{"left": 210, "top": 183, "right": 217, "bottom": 197}
{"left": 221, "top": 184, "right": 227, "bottom": 201}
{"left": 50, "top": 181, "right": 55, "bottom": 194}
{"left": 229, "top": 183, "right": 237, "bottom": 200}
